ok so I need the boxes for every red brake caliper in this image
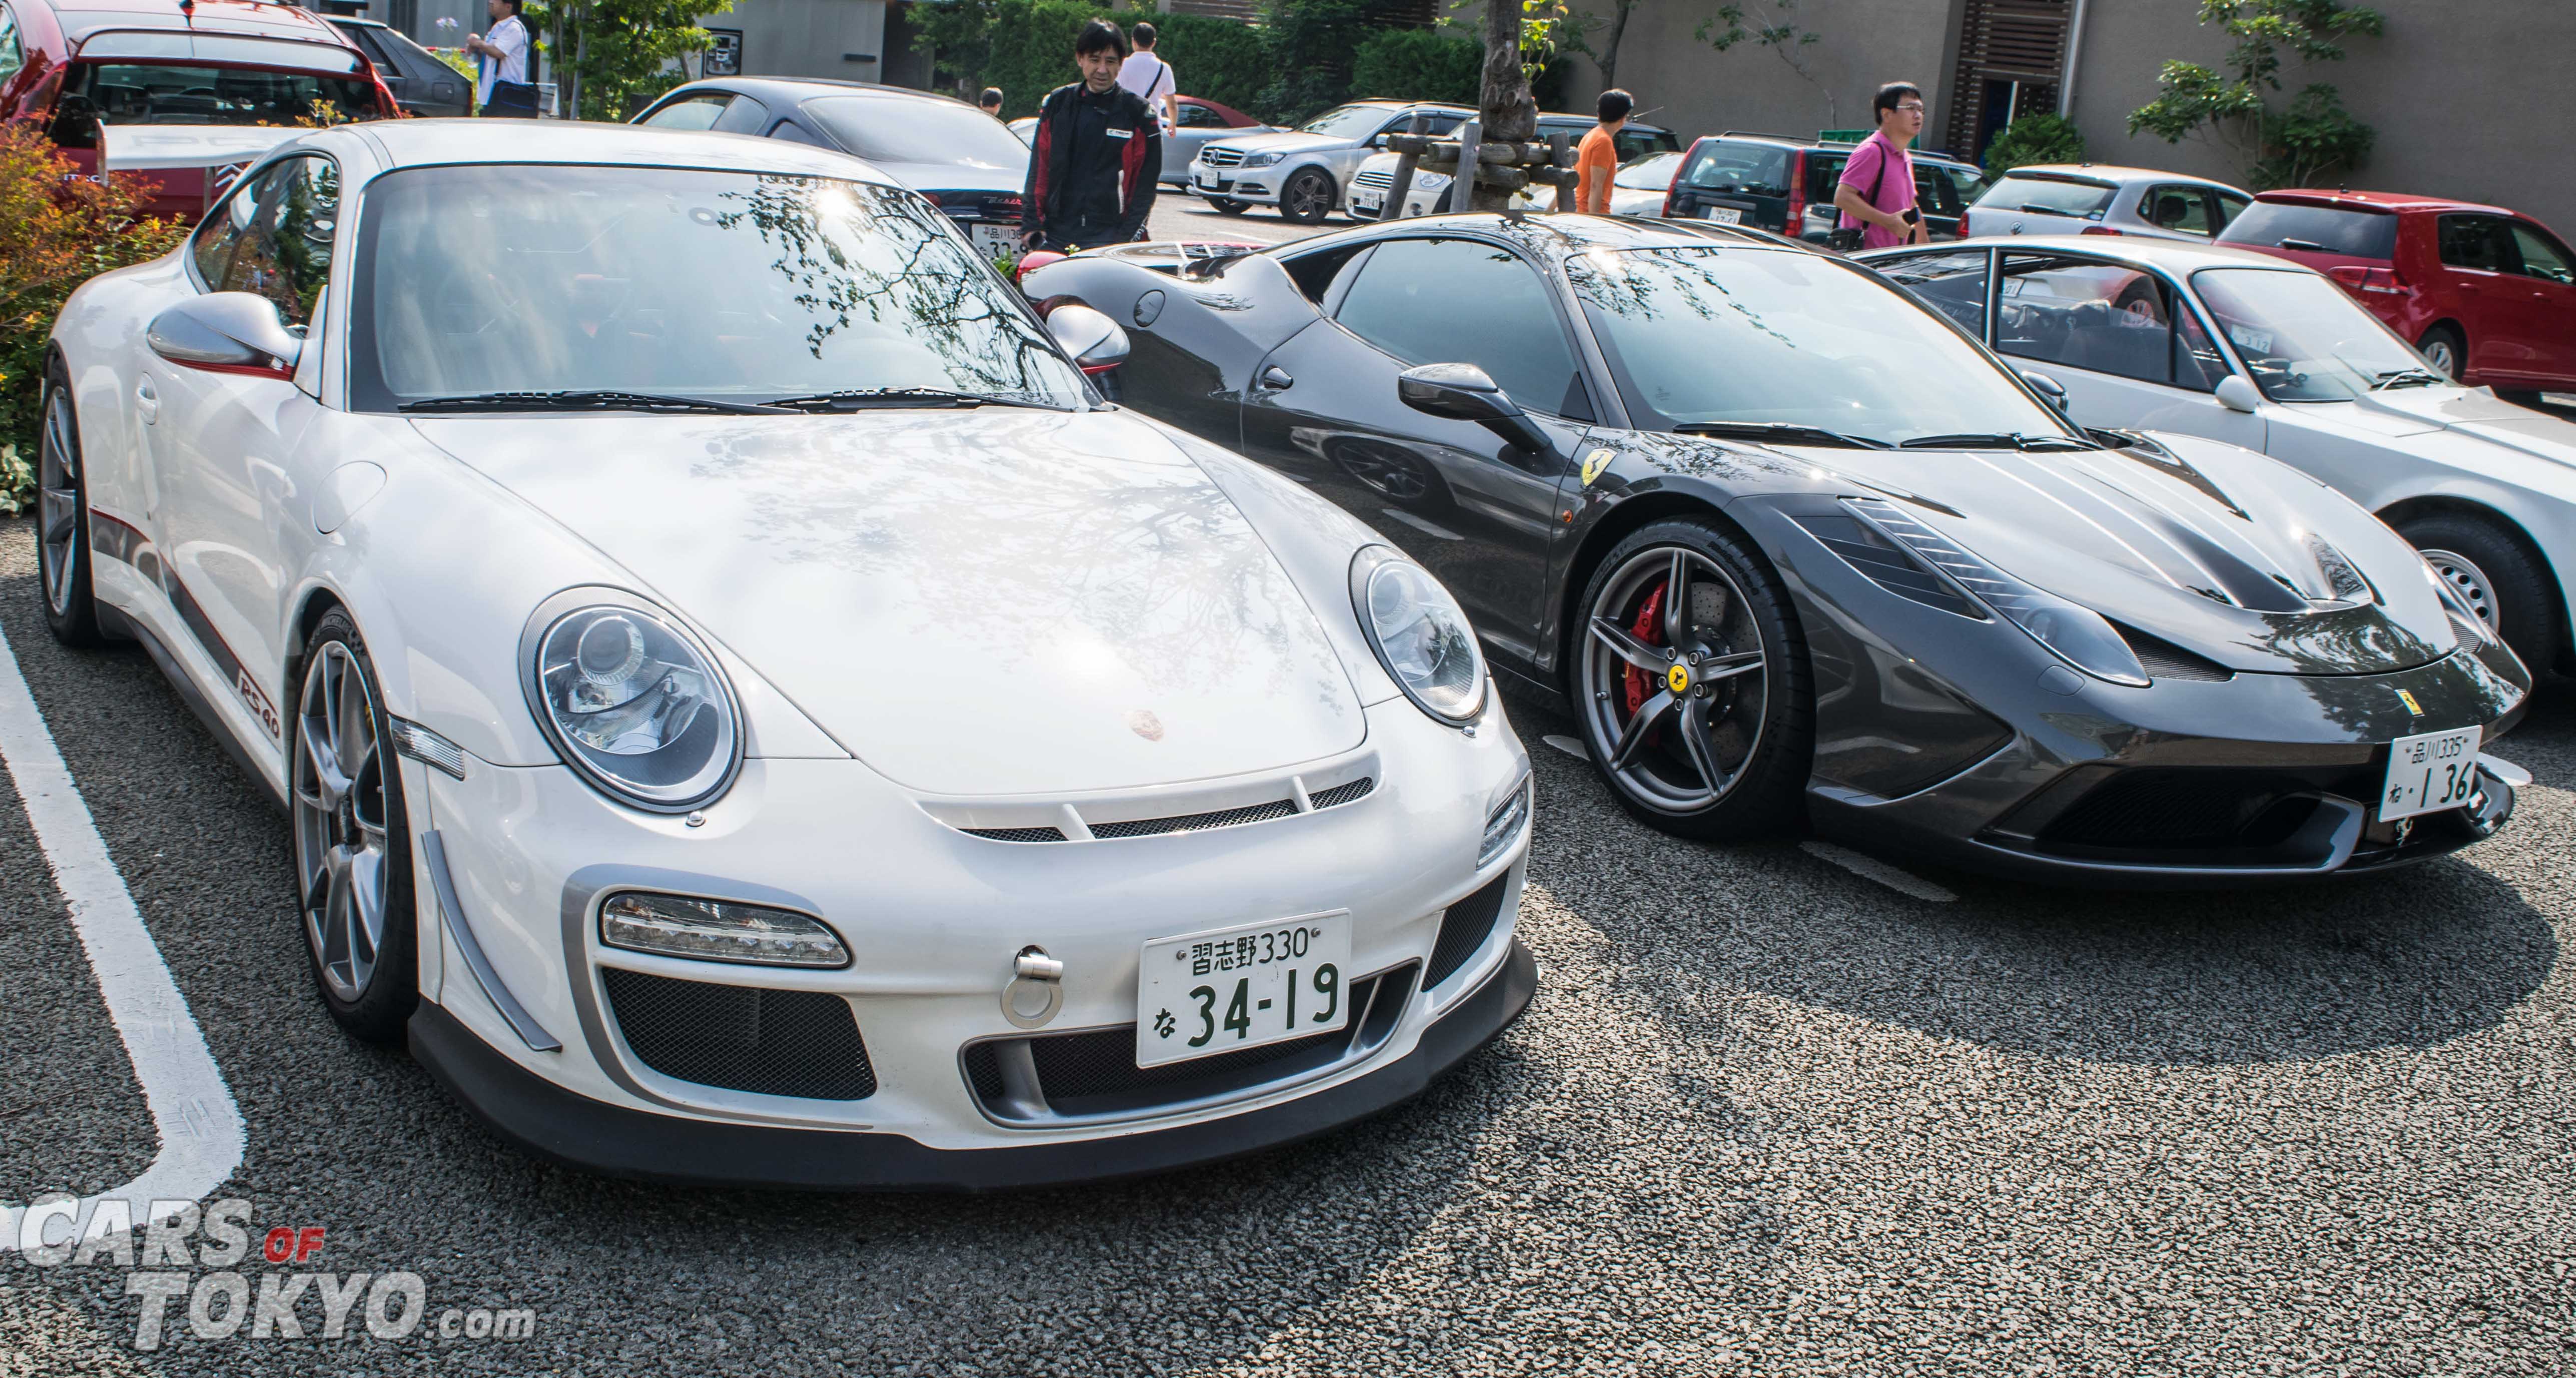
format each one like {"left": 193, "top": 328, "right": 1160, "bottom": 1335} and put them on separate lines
{"left": 1621, "top": 580, "right": 1667, "bottom": 717}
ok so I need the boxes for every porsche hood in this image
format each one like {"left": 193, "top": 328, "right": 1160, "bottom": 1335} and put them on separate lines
{"left": 412, "top": 410, "right": 1369, "bottom": 796}
{"left": 1782, "top": 432, "right": 2463, "bottom": 676}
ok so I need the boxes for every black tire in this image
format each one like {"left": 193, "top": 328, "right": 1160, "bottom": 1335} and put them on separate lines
{"left": 2415, "top": 324, "right": 2465, "bottom": 382}
{"left": 1208, "top": 196, "right": 1250, "bottom": 216}
{"left": 2112, "top": 279, "right": 2166, "bottom": 323}
{"left": 1569, "top": 518, "right": 1813, "bottom": 842}
{"left": 35, "top": 360, "right": 103, "bottom": 646}
{"left": 1278, "top": 168, "right": 1335, "bottom": 225}
{"left": 290, "top": 610, "right": 421, "bottom": 1044}
{"left": 2397, "top": 511, "right": 2561, "bottom": 677}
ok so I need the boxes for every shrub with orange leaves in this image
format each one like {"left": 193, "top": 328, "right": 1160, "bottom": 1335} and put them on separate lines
{"left": 0, "top": 121, "right": 187, "bottom": 504}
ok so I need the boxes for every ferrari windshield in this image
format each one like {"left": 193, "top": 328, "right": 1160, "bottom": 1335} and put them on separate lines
{"left": 348, "top": 165, "right": 1089, "bottom": 412}
{"left": 1568, "top": 246, "right": 2074, "bottom": 445}
{"left": 2190, "top": 268, "right": 2427, "bottom": 402}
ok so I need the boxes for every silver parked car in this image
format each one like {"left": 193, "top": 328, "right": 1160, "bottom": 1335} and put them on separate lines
{"left": 1190, "top": 99, "right": 1469, "bottom": 224}
{"left": 1964, "top": 165, "right": 2252, "bottom": 243}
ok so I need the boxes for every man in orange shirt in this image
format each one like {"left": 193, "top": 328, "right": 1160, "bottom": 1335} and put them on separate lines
{"left": 1576, "top": 88, "right": 1631, "bottom": 214}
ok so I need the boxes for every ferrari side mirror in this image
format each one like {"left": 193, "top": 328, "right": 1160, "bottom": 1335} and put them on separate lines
{"left": 1398, "top": 362, "right": 1553, "bottom": 454}
{"left": 1046, "top": 304, "right": 1129, "bottom": 375}
{"left": 2214, "top": 374, "right": 2263, "bottom": 413}
{"left": 147, "top": 293, "right": 302, "bottom": 379}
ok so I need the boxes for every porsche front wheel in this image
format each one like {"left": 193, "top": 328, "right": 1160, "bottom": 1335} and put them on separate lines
{"left": 36, "top": 363, "right": 102, "bottom": 646}
{"left": 1573, "top": 520, "right": 1813, "bottom": 841}
{"left": 291, "top": 611, "right": 420, "bottom": 1044}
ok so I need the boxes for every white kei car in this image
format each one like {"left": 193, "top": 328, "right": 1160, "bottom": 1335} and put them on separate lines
{"left": 1864, "top": 235, "right": 2576, "bottom": 677}
{"left": 37, "top": 121, "right": 1536, "bottom": 1188}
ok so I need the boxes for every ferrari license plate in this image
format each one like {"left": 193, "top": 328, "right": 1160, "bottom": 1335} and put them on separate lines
{"left": 1703, "top": 206, "right": 1743, "bottom": 225}
{"left": 1136, "top": 912, "right": 1352, "bottom": 1067}
{"left": 2380, "top": 726, "right": 2480, "bottom": 820}
{"left": 969, "top": 222, "right": 1019, "bottom": 259}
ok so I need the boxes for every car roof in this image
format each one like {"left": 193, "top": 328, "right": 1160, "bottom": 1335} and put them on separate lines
{"left": 1863, "top": 234, "right": 2313, "bottom": 274}
{"left": 1692, "top": 131, "right": 1975, "bottom": 166}
{"left": 51, "top": 0, "right": 353, "bottom": 44}
{"left": 1320, "top": 210, "right": 1798, "bottom": 261}
{"left": 347, "top": 118, "right": 906, "bottom": 187}
{"left": 1990, "top": 164, "right": 2243, "bottom": 189}
{"left": 2254, "top": 187, "right": 2511, "bottom": 216}
{"left": 655, "top": 77, "right": 982, "bottom": 113}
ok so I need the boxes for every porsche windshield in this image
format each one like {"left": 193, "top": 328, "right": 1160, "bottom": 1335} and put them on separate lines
{"left": 1568, "top": 246, "right": 2072, "bottom": 445}
{"left": 348, "top": 165, "right": 1090, "bottom": 413}
{"left": 2190, "top": 267, "right": 2426, "bottom": 402}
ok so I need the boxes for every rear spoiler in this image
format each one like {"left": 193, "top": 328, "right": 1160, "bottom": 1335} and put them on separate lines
{"left": 98, "top": 124, "right": 304, "bottom": 173}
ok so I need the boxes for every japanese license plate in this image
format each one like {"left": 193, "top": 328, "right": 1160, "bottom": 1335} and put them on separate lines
{"left": 1703, "top": 206, "right": 1743, "bottom": 225}
{"left": 1136, "top": 911, "right": 1352, "bottom": 1068}
{"left": 1197, "top": 172, "right": 1229, "bottom": 191}
{"left": 2379, "top": 726, "right": 2481, "bottom": 821}
{"left": 1354, "top": 189, "right": 1383, "bottom": 211}
{"left": 969, "top": 222, "right": 1019, "bottom": 259}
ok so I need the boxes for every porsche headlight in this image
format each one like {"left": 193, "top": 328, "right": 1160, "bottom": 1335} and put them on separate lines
{"left": 1843, "top": 498, "right": 2149, "bottom": 687}
{"left": 523, "top": 595, "right": 742, "bottom": 812}
{"left": 1350, "top": 545, "right": 1486, "bottom": 725}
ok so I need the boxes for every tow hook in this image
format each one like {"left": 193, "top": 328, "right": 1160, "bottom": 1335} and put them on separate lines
{"left": 1002, "top": 945, "right": 1064, "bottom": 1030}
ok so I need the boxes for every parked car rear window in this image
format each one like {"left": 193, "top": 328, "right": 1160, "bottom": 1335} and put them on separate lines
{"left": 1680, "top": 141, "right": 1791, "bottom": 198}
{"left": 46, "top": 62, "right": 380, "bottom": 148}
{"left": 2216, "top": 201, "right": 2398, "bottom": 259}
{"left": 806, "top": 96, "right": 1028, "bottom": 170}
{"left": 1974, "top": 174, "right": 2115, "bottom": 219}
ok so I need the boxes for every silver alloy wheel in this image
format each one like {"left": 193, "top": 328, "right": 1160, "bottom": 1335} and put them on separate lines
{"left": 1283, "top": 170, "right": 1332, "bottom": 221}
{"left": 2420, "top": 337, "right": 2458, "bottom": 379}
{"left": 294, "top": 641, "right": 390, "bottom": 1003}
{"left": 1578, "top": 545, "right": 1769, "bottom": 813}
{"left": 2418, "top": 546, "right": 2500, "bottom": 630}
{"left": 38, "top": 385, "right": 81, "bottom": 616}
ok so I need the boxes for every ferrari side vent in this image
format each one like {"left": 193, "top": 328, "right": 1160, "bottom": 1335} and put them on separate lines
{"left": 1793, "top": 513, "right": 1984, "bottom": 620}
{"left": 2113, "top": 624, "right": 2235, "bottom": 682}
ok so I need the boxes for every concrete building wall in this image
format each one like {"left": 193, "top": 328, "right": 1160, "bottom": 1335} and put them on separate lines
{"left": 700, "top": 0, "right": 889, "bottom": 83}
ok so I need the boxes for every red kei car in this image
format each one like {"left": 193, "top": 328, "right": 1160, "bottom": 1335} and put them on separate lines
{"left": 2218, "top": 189, "right": 2576, "bottom": 400}
{"left": 0, "top": 0, "right": 396, "bottom": 220}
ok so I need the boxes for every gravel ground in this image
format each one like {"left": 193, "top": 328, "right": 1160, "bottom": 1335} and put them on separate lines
{"left": 1, "top": 514, "right": 2570, "bottom": 1374}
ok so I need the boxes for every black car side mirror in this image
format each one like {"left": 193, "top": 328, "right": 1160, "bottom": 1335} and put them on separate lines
{"left": 1397, "top": 363, "right": 1553, "bottom": 454}
{"left": 2017, "top": 368, "right": 2070, "bottom": 413}
{"left": 147, "top": 293, "right": 303, "bottom": 379}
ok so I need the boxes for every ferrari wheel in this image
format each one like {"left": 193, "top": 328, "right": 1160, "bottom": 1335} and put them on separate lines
{"left": 1573, "top": 519, "right": 1812, "bottom": 841}
{"left": 292, "top": 611, "right": 420, "bottom": 1044}
{"left": 1279, "top": 169, "right": 1335, "bottom": 225}
{"left": 36, "top": 362, "right": 102, "bottom": 646}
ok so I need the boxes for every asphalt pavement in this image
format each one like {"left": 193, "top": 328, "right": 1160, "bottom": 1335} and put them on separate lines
{"left": 2, "top": 509, "right": 2572, "bottom": 1375}
{"left": 1146, "top": 189, "right": 1342, "bottom": 247}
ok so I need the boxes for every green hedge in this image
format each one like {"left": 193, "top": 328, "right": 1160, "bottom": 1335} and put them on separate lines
{"left": 1151, "top": 13, "right": 1271, "bottom": 118}
{"left": 1349, "top": 29, "right": 1481, "bottom": 107}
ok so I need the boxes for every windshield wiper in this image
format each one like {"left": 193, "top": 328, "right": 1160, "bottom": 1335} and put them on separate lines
{"left": 762, "top": 387, "right": 1053, "bottom": 412}
{"left": 1674, "top": 421, "right": 1892, "bottom": 449}
{"left": 2370, "top": 366, "right": 2446, "bottom": 390}
{"left": 399, "top": 389, "right": 787, "bottom": 416}
{"left": 1898, "top": 431, "right": 2100, "bottom": 451}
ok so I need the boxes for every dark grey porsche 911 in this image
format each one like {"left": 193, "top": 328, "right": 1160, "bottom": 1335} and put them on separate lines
{"left": 1020, "top": 215, "right": 2530, "bottom": 884}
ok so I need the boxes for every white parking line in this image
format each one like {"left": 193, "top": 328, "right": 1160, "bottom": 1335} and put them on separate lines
{"left": 1800, "top": 841, "right": 1958, "bottom": 904}
{"left": 0, "top": 618, "right": 243, "bottom": 1253}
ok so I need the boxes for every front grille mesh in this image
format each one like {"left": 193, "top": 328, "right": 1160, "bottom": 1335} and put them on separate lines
{"left": 601, "top": 968, "right": 877, "bottom": 1100}
{"left": 963, "top": 826, "right": 1068, "bottom": 843}
{"left": 1090, "top": 799, "right": 1298, "bottom": 839}
{"left": 1310, "top": 777, "right": 1376, "bottom": 809}
{"left": 1199, "top": 147, "right": 1246, "bottom": 168}
{"left": 2039, "top": 770, "right": 2325, "bottom": 851}
{"left": 1353, "top": 169, "right": 1394, "bottom": 190}
{"left": 1425, "top": 872, "right": 1510, "bottom": 989}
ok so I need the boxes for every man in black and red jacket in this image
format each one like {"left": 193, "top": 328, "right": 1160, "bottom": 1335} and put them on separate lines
{"left": 1022, "top": 19, "right": 1162, "bottom": 252}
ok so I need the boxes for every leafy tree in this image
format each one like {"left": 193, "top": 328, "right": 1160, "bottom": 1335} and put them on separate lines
{"left": 1352, "top": 29, "right": 1485, "bottom": 107}
{"left": 1583, "top": 0, "right": 1651, "bottom": 95}
{"left": 1258, "top": 0, "right": 1381, "bottom": 124}
{"left": 523, "top": 0, "right": 737, "bottom": 122}
{"left": 2128, "top": 0, "right": 2382, "bottom": 189}
{"left": 1982, "top": 112, "right": 2087, "bottom": 173}
{"left": 1701, "top": 0, "right": 1834, "bottom": 128}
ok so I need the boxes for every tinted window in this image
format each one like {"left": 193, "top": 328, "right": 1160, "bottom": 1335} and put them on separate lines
{"left": 1875, "top": 249, "right": 1989, "bottom": 337}
{"left": 1975, "top": 174, "right": 2116, "bottom": 219}
{"left": 765, "top": 119, "right": 827, "bottom": 147}
{"left": 1803, "top": 152, "right": 1844, "bottom": 205}
{"left": 2142, "top": 186, "right": 2213, "bottom": 234}
{"left": 1997, "top": 255, "right": 2177, "bottom": 387}
{"left": 220, "top": 156, "right": 338, "bottom": 328}
{"left": 2437, "top": 214, "right": 2515, "bottom": 272}
{"left": 1298, "top": 104, "right": 1395, "bottom": 139}
{"left": 47, "top": 64, "right": 379, "bottom": 147}
{"left": 1176, "top": 102, "right": 1223, "bottom": 129}
{"left": 640, "top": 94, "right": 731, "bottom": 130}
{"left": 1335, "top": 238, "right": 1583, "bottom": 416}
{"left": 1680, "top": 140, "right": 1791, "bottom": 198}
{"left": 1913, "top": 161, "right": 1969, "bottom": 217}
{"left": 2512, "top": 223, "right": 2573, "bottom": 284}
{"left": 340, "top": 25, "right": 394, "bottom": 71}
{"left": 1617, "top": 128, "right": 1679, "bottom": 157}
{"left": 709, "top": 93, "right": 770, "bottom": 134}
{"left": 2213, "top": 191, "right": 2251, "bottom": 227}
{"left": 2215, "top": 201, "right": 2398, "bottom": 259}
{"left": 0, "top": 6, "right": 20, "bottom": 88}
{"left": 805, "top": 96, "right": 1028, "bottom": 169}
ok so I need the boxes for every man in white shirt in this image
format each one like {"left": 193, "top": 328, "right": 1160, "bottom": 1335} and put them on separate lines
{"left": 1115, "top": 21, "right": 1176, "bottom": 134}
{"left": 464, "top": 0, "right": 533, "bottom": 117}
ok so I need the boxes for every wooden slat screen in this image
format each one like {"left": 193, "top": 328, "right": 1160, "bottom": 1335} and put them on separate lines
{"left": 1947, "top": 0, "right": 2073, "bottom": 156}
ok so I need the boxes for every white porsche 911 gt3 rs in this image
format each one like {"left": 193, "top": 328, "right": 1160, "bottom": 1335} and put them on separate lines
{"left": 36, "top": 121, "right": 1535, "bottom": 1188}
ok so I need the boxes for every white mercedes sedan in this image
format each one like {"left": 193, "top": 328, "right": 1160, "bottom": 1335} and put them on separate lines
{"left": 1864, "top": 236, "right": 2576, "bottom": 678}
{"left": 36, "top": 121, "right": 1535, "bottom": 1188}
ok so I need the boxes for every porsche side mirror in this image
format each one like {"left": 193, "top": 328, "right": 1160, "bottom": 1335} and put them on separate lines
{"left": 147, "top": 293, "right": 302, "bottom": 379}
{"left": 2214, "top": 374, "right": 2263, "bottom": 413}
{"left": 1046, "top": 304, "right": 1129, "bottom": 374}
{"left": 1398, "top": 362, "right": 1553, "bottom": 454}
{"left": 2017, "top": 368, "right": 2070, "bottom": 413}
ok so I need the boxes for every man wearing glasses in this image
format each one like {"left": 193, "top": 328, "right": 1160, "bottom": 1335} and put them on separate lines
{"left": 1831, "top": 83, "right": 1930, "bottom": 250}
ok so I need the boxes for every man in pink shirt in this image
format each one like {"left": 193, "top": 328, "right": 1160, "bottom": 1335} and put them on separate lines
{"left": 1832, "top": 82, "right": 1929, "bottom": 251}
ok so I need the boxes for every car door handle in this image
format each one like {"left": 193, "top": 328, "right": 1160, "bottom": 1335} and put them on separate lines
{"left": 136, "top": 378, "right": 159, "bottom": 425}
{"left": 1258, "top": 366, "right": 1293, "bottom": 391}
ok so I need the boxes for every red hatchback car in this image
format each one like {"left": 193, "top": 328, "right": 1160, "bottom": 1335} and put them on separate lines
{"left": 0, "top": 0, "right": 395, "bottom": 220}
{"left": 2218, "top": 189, "right": 2576, "bottom": 399}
